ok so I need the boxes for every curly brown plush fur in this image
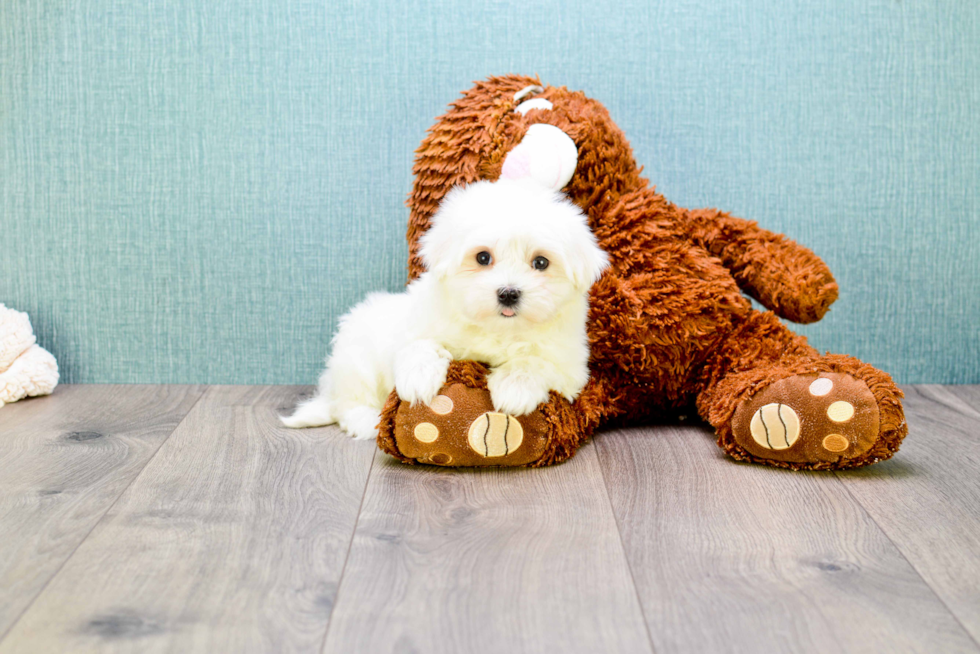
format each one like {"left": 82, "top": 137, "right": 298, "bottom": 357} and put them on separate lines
{"left": 378, "top": 75, "right": 906, "bottom": 471}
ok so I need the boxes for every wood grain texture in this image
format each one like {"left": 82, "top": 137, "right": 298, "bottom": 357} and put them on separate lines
{"left": 835, "top": 385, "right": 980, "bottom": 644}
{"left": 0, "top": 386, "right": 375, "bottom": 654}
{"left": 595, "top": 420, "right": 979, "bottom": 653}
{"left": 0, "top": 385, "right": 203, "bottom": 639}
{"left": 322, "top": 441, "right": 653, "bottom": 654}
{"left": 949, "top": 384, "right": 980, "bottom": 412}
{"left": 5, "top": 384, "right": 980, "bottom": 653}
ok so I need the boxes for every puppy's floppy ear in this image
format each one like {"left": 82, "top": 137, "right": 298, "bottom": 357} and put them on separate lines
{"left": 418, "top": 185, "right": 465, "bottom": 277}
{"left": 563, "top": 221, "right": 610, "bottom": 293}
{"left": 418, "top": 222, "right": 453, "bottom": 278}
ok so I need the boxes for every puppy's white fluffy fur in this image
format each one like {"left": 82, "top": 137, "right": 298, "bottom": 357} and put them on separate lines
{"left": 282, "top": 178, "right": 608, "bottom": 439}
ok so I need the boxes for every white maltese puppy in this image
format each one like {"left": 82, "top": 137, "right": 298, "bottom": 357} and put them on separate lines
{"left": 282, "top": 177, "right": 608, "bottom": 439}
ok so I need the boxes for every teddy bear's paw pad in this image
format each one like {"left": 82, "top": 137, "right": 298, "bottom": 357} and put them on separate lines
{"left": 393, "top": 384, "right": 548, "bottom": 467}
{"left": 732, "top": 373, "right": 880, "bottom": 464}
{"left": 467, "top": 412, "right": 524, "bottom": 457}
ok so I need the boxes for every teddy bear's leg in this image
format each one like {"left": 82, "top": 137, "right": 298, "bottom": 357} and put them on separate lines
{"left": 376, "top": 360, "right": 590, "bottom": 467}
{"left": 696, "top": 311, "right": 907, "bottom": 470}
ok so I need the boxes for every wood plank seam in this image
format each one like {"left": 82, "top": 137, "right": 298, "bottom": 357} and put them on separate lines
{"left": 832, "top": 385, "right": 980, "bottom": 650}
{"left": 593, "top": 437, "right": 660, "bottom": 654}
{"left": 594, "top": 416, "right": 980, "bottom": 652}
{"left": 832, "top": 472, "right": 980, "bottom": 649}
{"left": 317, "top": 448, "right": 377, "bottom": 654}
{"left": 1, "top": 386, "right": 378, "bottom": 652}
{"left": 0, "top": 386, "right": 208, "bottom": 647}
{"left": 319, "top": 441, "right": 653, "bottom": 652}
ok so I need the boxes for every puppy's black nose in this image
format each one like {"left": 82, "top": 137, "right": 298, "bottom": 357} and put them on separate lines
{"left": 497, "top": 287, "right": 521, "bottom": 307}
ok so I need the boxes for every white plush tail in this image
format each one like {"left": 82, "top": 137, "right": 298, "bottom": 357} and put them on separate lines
{"left": 280, "top": 395, "right": 335, "bottom": 429}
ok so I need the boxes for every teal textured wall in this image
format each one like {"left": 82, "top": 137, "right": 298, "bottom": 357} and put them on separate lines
{"left": 1, "top": 1, "right": 978, "bottom": 384}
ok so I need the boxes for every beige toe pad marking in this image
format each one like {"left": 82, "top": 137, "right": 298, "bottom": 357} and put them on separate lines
{"left": 809, "top": 377, "right": 834, "bottom": 397}
{"left": 823, "top": 434, "right": 850, "bottom": 452}
{"left": 827, "top": 401, "right": 855, "bottom": 422}
{"left": 731, "top": 372, "right": 881, "bottom": 465}
{"left": 467, "top": 412, "right": 524, "bottom": 457}
{"left": 429, "top": 395, "right": 454, "bottom": 415}
{"left": 749, "top": 403, "right": 801, "bottom": 450}
{"left": 414, "top": 422, "right": 439, "bottom": 443}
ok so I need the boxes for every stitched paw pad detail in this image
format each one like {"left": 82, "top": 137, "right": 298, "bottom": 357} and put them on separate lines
{"left": 748, "top": 403, "right": 801, "bottom": 450}
{"left": 733, "top": 373, "right": 880, "bottom": 464}
{"left": 392, "top": 384, "right": 549, "bottom": 467}
{"left": 467, "top": 412, "right": 524, "bottom": 457}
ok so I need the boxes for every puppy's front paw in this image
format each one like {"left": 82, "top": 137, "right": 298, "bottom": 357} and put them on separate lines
{"left": 394, "top": 341, "right": 452, "bottom": 407}
{"left": 397, "top": 368, "right": 448, "bottom": 407}
{"left": 487, "top": 369, "right": 551, "bottom": 416}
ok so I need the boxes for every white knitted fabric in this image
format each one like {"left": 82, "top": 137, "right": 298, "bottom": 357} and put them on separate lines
{"left": 0, "top": 304, "right": 59, "bottom": 407}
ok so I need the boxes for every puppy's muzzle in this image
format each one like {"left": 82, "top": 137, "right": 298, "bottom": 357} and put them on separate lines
{"left": 497, "top": 287, "right": 521, "bottom": 307}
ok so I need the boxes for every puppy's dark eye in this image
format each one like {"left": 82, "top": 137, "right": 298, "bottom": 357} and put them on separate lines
{"left": 532, "top": 256, "right": 549, "bottom": 271}
{"left": 476, "top": 251, "right": 492, "bottom": 266}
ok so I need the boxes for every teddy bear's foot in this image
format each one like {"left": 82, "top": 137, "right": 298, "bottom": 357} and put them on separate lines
{"left": 731, "top": 373, "right": 883, "bottom": 466}
{"left": 387, "top": 383, "right": 550, "bottom": 466}
{"left": 376, "top": 360, "right": 589, "bottom": 467}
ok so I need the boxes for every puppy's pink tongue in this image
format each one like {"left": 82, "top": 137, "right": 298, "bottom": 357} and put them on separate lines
{"left": 501, "top": 308, "right": 516, "bottom": 317}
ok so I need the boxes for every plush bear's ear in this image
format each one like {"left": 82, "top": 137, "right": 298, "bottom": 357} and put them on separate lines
{"left": 500, "top": 124, "right": 578, "bottom": 192}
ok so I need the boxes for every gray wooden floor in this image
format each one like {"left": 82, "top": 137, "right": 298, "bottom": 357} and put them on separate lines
{"left": 1, "top": 385, "right": 978, "bottom": 653}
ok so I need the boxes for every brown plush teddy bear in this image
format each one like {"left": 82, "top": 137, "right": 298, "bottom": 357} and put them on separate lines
{"left": 377, "top": 74, "right": 907, "bottom": 471}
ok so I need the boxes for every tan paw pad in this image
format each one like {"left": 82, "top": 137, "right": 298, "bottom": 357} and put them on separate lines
{"left": 827, "top": 401, "right": 855, "bottom": 422}
{"left": 428, "top": 395, "right": 454, "bottom": 415}
{"left": 467, "top": 412, "right": 523, "bottom": 457}
{"left": 749, "top": 404, "right": 800, "bottom": 450}
{"left": 393, "top": 383, "right": 549, "bottom": 467}
{"left": 413, "top": 422, "right": 439, "bottom": 443}
{"left": 732, "top": 373, "right": 880, "bottom": 465}
{"left": 822, "top": 434, "right": 850, "bottom": 453}
{"left": 809, "top": 377, "right": 834, "bottom": 396}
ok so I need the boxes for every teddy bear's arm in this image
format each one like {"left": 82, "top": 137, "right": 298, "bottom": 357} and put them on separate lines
{"left": 682, "top": 208, "right": 839, "bottom": 324}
